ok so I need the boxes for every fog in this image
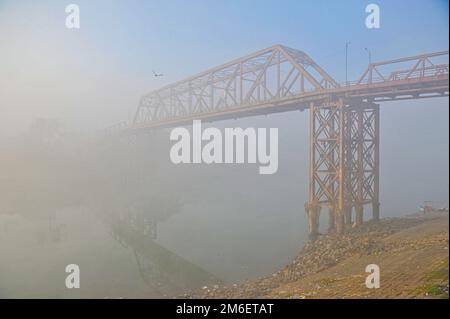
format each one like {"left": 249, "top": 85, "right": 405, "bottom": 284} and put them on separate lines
{"left": 1, "top": 101, "right": 448, "bottom": 297}
{"left": 0, "top": 0, "right": 448, "bottom": 298}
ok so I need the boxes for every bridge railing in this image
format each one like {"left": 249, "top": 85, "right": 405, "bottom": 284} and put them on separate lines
{"left": 356, "top": 51, "right": 449, "bottom": 85}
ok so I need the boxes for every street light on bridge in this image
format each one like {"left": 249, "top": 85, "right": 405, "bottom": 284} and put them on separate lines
{"left": 365, "top": 47, "right": 372, "bottom": 65}
{"left": 346, "top": 41, "right": 351, "bottom": 86}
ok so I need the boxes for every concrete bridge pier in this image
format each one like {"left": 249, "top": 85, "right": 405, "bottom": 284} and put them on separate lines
{"left": 354, "top": 205, "right": 364, "bottom": 226}
{"left": 344, "top": 207, "right": 352, "bottom": 226}
{"left": 336, "top": 208, "right": 346, "bottom": 234}
{"left": 328, "top": 206, "right": 336, "bottom": 233}
{"left": 373, "top": 202, "right": 380, "bottom": 221}
{"left": 305, "top": 202, "right": 320, "bottom": 241}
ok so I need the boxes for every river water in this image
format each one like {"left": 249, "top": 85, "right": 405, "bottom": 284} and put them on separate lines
{"left": 0, "top": 200, "right": 308, "bottom": 298}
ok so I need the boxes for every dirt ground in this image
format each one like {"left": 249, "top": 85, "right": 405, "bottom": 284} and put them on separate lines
{"left": 194, "top": 211, "right": 449, "bottom": 299}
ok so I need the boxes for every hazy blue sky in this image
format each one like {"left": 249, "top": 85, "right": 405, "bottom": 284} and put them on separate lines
{"left": 0, "top": 0, "right": 448, "bottom": 133}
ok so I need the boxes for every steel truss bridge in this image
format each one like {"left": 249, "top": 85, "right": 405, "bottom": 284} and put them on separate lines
{"left": 107, "top": 45, "right": 449, "bottom": 240}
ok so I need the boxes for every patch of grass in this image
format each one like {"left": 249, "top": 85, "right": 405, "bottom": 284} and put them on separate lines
{"left": 313, "top": 277, "right": 342, "bottom": 286}
{"left": 412, "top": 258, "right": 449, "bottom": 298}
{"left": 426, "top": 284, "right": 447, "bottom": 297}
{"left": 424, "top": 259, "right": 449, "bottom": 282}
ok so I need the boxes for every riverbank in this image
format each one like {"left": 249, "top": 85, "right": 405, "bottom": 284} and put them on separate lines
{"left": 192, "top": 211, "right": 449, "bottom": 299}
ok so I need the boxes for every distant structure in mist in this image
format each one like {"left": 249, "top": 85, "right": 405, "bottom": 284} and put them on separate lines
{"left": 30, "top": 118, "right": 65, "bottom": 146}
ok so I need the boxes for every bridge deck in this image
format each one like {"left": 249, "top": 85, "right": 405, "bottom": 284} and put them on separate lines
{"left": 103, "top": 47, "right": 449, "bottom": 135}
{"left": 128, "top": 74, "right": 448, "bottom": 132}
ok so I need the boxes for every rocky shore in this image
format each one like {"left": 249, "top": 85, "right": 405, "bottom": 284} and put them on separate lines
{"left": 188, "top": 211, "right": 449, "bottom": 299}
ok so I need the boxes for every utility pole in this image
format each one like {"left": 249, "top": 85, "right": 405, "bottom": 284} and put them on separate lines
{"left": 365, "top": 47, "right": 372, "bottom": 64}
{"left": 345, "top": 41, "right": 351, "bottom": 86}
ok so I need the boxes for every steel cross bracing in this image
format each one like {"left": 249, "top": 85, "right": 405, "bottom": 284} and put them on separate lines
{"left": 133, "top": 45, "right": 338, "bottom": 129}
{"left": 106, "top": 45, "right": 448, "bottom": 240}
{"left": 306, "top": 98, "right": 380, "bottom": 239}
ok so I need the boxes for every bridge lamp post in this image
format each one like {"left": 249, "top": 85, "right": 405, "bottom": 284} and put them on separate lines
{"left": 345, "top": 41, "right": 351, "bottom": 86}
{"left": 365, "top": 47, "right": 372, "bottom": 65}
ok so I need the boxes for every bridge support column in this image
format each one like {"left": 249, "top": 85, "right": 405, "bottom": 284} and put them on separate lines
{"left": 328, "top": 206, "right": 336, "bottom": 233}
{"left": 373, "top": 202, "right": 380, "bottom": 221}
{"left": 307, "top": 99, "right": 346, "bottom": 238}
{"left": 336, "top": 208, "right": 346, "bottom": 234}
{"left": 344, "top": 207, "right": 352, "bottom": 225}
{"left": 343, "top": 100, "right": 380, "bottom": 228}
{"left": 306, "top": 98, "right": 380, "bottom": 237}
{"left": 355, "top": 107, "right": 364, "bottom": 227}
{"left": 354, "top": 204, "right": 363, "bottom": 226}
{"left": 373, "top": 104, "right": 380, "bottom": 221}
{"left": 358, "top": 102, "right": 380, "bottom": 223}
{"left": 305, "top": 203, "right": 320, "bottom": 240}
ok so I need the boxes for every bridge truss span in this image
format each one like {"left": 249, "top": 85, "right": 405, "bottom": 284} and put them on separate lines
{"left": 133, "top": 45, "right": 338, "bottom": 127}
{"left": 111, "top": 45, "right": 449, "bottom": 240}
